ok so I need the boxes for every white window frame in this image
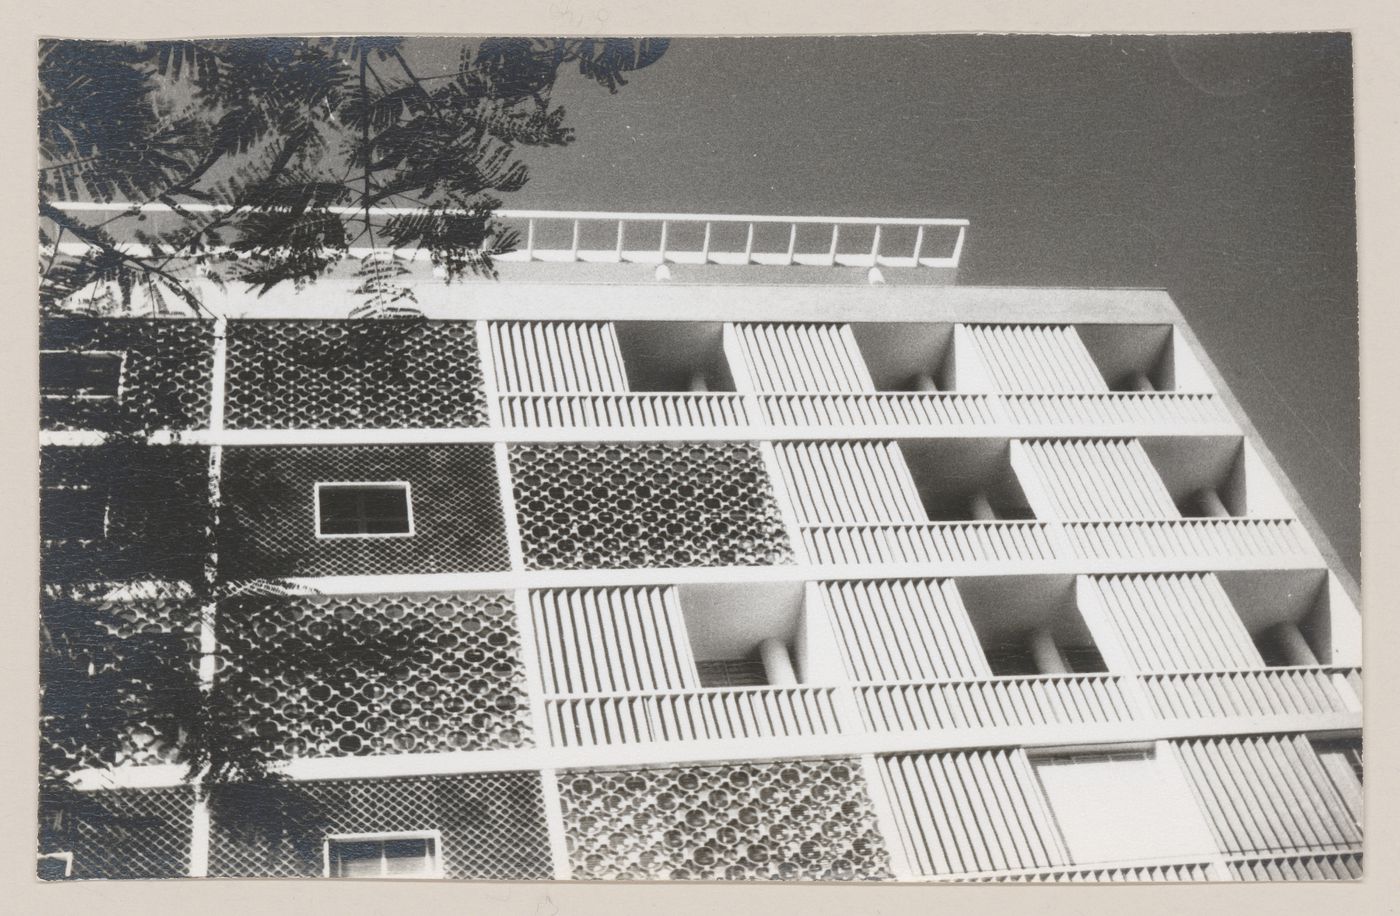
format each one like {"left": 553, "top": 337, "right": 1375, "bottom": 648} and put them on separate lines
{"left": 37, "top": 851, "right": 74, "bottom": 879}
{"left": 39, "top": 349, "right": 127, "bottom": 401}
{"left": 1026, "top": 742, "right": 1219, "bottom": 867}
{"left": 322, "top": 830, "right": 443, "bottom": 879}
{"left": 313, "top": 481, "right": 415, "bottom": 539}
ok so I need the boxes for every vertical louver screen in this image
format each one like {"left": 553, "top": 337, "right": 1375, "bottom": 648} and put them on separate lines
{"left": 821, "top": 579, "right": 991, "bottom": 681}
{"left": 1015, "top": 439, "right": 1180, "bottom": 519}
{"left": 1078, "top": 573, "right": 1263, "bottom": 672}
{"left": 488, "top": 321, "right": 629, "bottom": 392}
{"left": 531, "top": 587, "right": 699, "bottom": 694}
{"left": 1173, "top": 734, "right": 1363, "bottom": 855}
{"left": 1228, "top": 854, "right": 1362, "bottom": 881}
{"left": 774, "top": 441, "right": 926, "bottom": 524}
{"left": 730, "top": 323, "right": 875, "bottom": 392}
{"left": 877, "top": 749, "right": 1069, "bottom": 876}
{"left": 963, "top": 324, "right": 1108, "bottom": 393}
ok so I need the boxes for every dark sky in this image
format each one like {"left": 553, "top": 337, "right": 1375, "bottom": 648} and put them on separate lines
{"left": 430, "top": 35, "right": 1362, "bottom": 579}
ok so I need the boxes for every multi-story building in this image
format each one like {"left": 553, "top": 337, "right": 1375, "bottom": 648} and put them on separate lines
{"left": 38, "top": 210, "right": 1362, "bottom": 882}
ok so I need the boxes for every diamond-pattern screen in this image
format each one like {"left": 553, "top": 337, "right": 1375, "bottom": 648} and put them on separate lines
{"left": 559, "top": 758, "right": 891, "bottom": 881}
{"left": 217, "top": 591, "right": 531, "bottom": 758}
{"left": 207, "top": 772, "right": 552, "bottom": 879}
{"left": 62, "top": 786, "right": 195, "bottom": 880}
{"left": 224, "top": 320, "right": 490, "bottom": 430}
{"left": 219, "top": 445, "right": 509, "bottom": 578}
{"left": 40, "top": 318, "right": 215, "bottom": 432}
{"left": 510, "top": 442, "right": 793, "bottom": 570}
{"left": 41, "top": 444, "right": 211, "bottom": 584}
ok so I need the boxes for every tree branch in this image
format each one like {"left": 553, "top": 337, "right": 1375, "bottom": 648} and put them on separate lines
{"left": 40, "top": 201, "right": 214, "bottom": 318}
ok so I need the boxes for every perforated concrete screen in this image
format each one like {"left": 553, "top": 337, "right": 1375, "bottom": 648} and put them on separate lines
{"left": 510, "top": 441, "right": 794, "bottom": 570}
{"left": 40, "top": 444, "right": 212, "bottom": 584}
{"left": 219, "top": 444, "right": 509, "bottom": 578}
{"left": 224, "top": 320, "right": 490, "bottom": 429}
{"left": 64, "top": 786, "right": 197, "bottom": 880}
{"left": 206, "top": 772, "right": 552, "bottom": 879}
{"left": 40, "top": 591, "right": 201, "bottom": 770}
{"left": 39, "top": 318, "right": 216, "bottom": 432}
{"left": 218, "top": 592, "right": 532, "bottom": 758}
{"left": 558, "top": 759, "right": 892, "bottom": 881}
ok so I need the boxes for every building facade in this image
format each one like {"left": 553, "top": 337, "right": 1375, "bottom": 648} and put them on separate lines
{"left": 38, "top": 212, "right": 1362, "bottom": 882}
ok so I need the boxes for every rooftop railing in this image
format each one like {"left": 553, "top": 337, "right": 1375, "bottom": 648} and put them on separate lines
{"left": 48, "top": 202, "right": 970, "bottom": 270}
{"left": 492, "top": 210, "right": 968, "bottom": 268}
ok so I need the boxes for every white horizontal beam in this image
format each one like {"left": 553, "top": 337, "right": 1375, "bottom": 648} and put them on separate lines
{"left": 38, "top": 419, "right": 1241, "bottom": 448}
{"left": 68, "top": 709, "right": 1359, "bottom": 791}
{"left": 268, "top": 546, "right": 1321, "bottom": 596}
{"left": 48, "top": 200, "right": 970, "bottom": 227}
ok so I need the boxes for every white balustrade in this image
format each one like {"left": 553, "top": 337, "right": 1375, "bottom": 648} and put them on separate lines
{"left": 856, "top": 673, "right": 1134, "bottom": 732}
{"left": 544, "top": 686, "right": 842, "bottom": 748}
{"left": 498, "top": 392, "right": 749, "bottom": 428}
{"left": 1061, "top": 518, "right": 1314, "bottom": 563}
{"left": 801, "top": 521, "right": 1057, "bottom": 565}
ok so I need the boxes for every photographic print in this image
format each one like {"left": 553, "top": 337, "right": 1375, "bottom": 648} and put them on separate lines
{"left": 36, "top": 34, "right": 1361, "bottom": 883}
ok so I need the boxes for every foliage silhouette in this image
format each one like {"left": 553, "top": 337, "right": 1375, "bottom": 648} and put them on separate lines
{"left": 39, "top": 37, "right": 669, "bottom": 317}
{"left": 38, "top": 35, "right": 669, "bottom": 871}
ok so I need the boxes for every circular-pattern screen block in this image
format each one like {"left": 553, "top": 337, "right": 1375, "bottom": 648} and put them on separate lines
{"left": 558, "top": 758, "right": 892, "bottom": 881}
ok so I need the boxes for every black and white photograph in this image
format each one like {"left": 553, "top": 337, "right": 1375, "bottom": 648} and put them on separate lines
{"left": 34, "top": 32, "right": 1362, "bottom": 886}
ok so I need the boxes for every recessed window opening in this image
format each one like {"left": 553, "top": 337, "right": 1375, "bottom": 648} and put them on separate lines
{"left": 1058, "top": 643, "right": 1108, "bottom": 674}
{"left": 40, "top": 351, "right": 124, "bottom": 399}
{"left": 1030, "top": 746, "right": 1219, "bottom": 865}
{"left": 897, "top": 440, "right": 1037, "bottom": 522}
{"left": 1075, "top": 324, "right": 1175, "bottom": 392}
{"left": 1217, "top": 570, "right": 1333, "bottom": 667}
{"left": 613, "top": 321, "right": 736, "bottom": 392}
{"left": 324, "top": 832, "right": 440, "bottom": 878}
{"left": 848, "top": 323, "right": 955, "bottom": 392}
{"left": 315, "top": 482, "right": 414, "bottom": 537}
{"left": 696, "top": 656, "right": 770, "bottom": 688}
{"left": 677, "top": 581, "right": 810, "bottom": 688}
{"left": 40, "top": 486, "right": 108, "bottom": 541}
{"left": 983, "top": 640, "right": 1041, "bottom": 677}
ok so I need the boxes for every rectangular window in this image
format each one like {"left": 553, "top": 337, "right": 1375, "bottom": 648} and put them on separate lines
{"left": 40, "top": 351, "right": 124, "bottom": 399}
{"left": 325, "top": 833, "right": 440, "bottom": 879}
{"left": 36, "top": 851, "right": 73, "bottom": 880}
{"left": 696, "top": 658, "right": 769, "bottom": 688}
{"left": 40, "top": 486, "right": 108, "bottom": 540}
{"left": 1031, "top": 747, "right": 1219, "bottom": 866}
{"left": 315, "top": 482, "right": 413, "bottom": 537}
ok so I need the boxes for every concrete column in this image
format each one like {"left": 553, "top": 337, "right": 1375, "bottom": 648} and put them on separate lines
{"left": 1130, "top": 371, "right": 1156, "bottom": 392}
{"left": 759, "top": 638, "right": 798, "bottom": 686}
{"left": 1029, "top": 628, "right": 1071, "bottom": 675}
{"left": 689, "top": 371, "right": 710, "bottom": 393}
{"left": 1197, "top": 487, "right": 1231, "bottom": 518}
{"left": 969, "top": 491, "right": 998, "bottom": 521}
{"left": 1271, "top": 622, "right": 1320, "bottom": 666}
{"left": 912, "top": 371, "right": 940, "bottom": 392}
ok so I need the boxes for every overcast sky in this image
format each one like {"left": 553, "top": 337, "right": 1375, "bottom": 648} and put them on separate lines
{"left": 423, "top": 34, "right": 1361, "bottom": 578}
